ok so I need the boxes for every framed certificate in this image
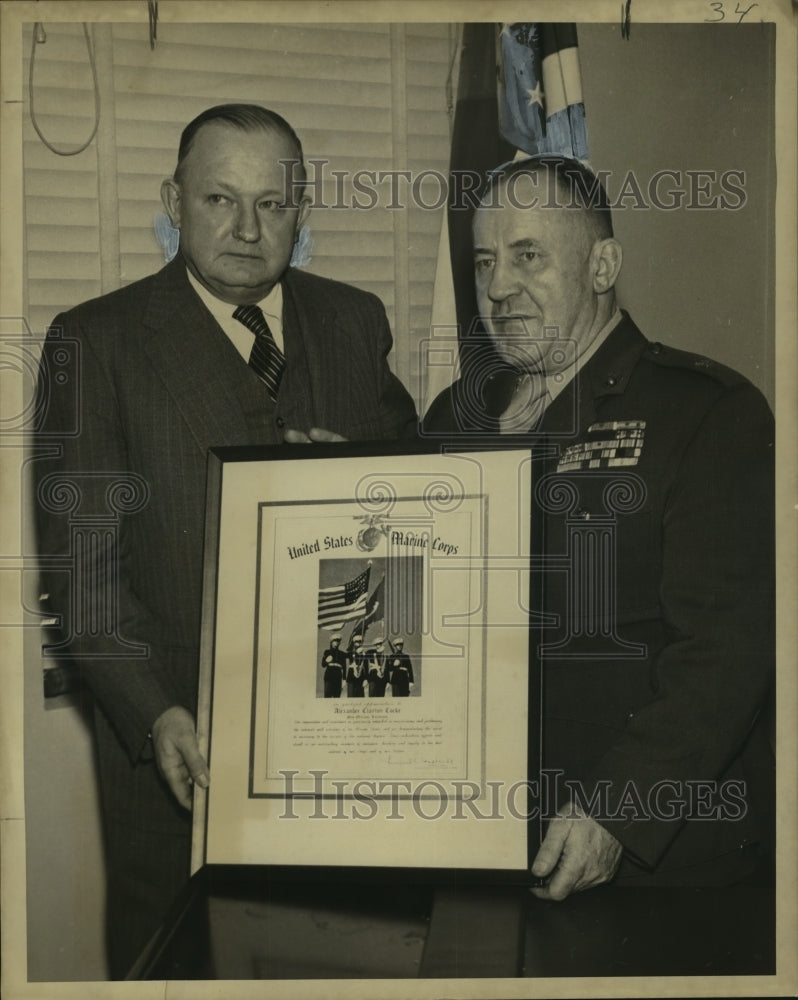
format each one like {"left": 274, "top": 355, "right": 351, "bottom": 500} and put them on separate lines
{"left": 192, "top": 444, "right": 540, "bottom": 879}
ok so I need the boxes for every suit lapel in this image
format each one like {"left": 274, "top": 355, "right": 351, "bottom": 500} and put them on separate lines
{"left": 282, "top": 269, "right": 340, "bottom": 428}
{"left": 141, "top": 258, "right": 254, "bottom": 452}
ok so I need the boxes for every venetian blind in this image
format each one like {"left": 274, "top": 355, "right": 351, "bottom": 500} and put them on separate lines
{"left": 23, "top": 20, "right": 453, "bottom": 406}
{"left": 23, "top": 23, "right": 102, "bottom": 338}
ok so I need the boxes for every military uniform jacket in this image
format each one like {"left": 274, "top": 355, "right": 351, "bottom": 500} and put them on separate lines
{"left": 322, "top": 646, "right": 347, "bottom": 669}
{"left": 322, "top": 647, "right": 346, "bottom": 693}
{"left": 423, "top": 313, "right": 775, "bottom": 884}
{"left": 388, "top": 652, "right": 414, "bottom": 695}
{"left": 346, "top": 663, "right": 368, "bottom": 696}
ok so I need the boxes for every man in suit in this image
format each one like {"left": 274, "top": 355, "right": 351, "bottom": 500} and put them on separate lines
{"left": 423, "top": 156, "right": 774, "bottom": 901}
{"left": 34, "top": 103, "right": 417, "bottom": 976}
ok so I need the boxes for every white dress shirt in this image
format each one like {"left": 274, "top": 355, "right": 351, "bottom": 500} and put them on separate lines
{"left": 186, "top": 268, "right": 285, "bottom": 361}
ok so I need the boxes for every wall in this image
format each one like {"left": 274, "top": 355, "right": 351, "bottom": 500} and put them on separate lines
{"left": 22, "top": 20, "right": 455, "bottom": 404}
{"left": 23, "top": 666, "right": 108, "bottom": 980}
{"left": 580, "top": 22, "right": 775, "bottom": 404}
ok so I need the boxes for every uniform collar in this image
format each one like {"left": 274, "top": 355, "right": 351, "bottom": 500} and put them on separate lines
{"left": 585, "top": 310, "right": 649, "bottom": 399}
{"left": 545, "top": 308, "right": 623, "bottom": 405}
{"left": 540, "top": 312, "right": 649, "bottom": 435}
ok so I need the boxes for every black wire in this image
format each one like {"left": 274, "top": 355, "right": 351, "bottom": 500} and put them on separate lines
{"left": 148, "top": 2, "right": 158, "bottom": 50}
{"left": 28, "top": 23, "right": 100, "bottom": 156}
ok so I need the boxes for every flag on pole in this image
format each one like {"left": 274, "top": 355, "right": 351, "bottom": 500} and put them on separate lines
{"left": 448, "top": 24, "right": 517, "bottom": 350}
{"left": 498, "top": 23, "right": 588, "bottom": 161}
{"left": 424, "top": 23, "right": 589, "bottom": 413}
{"left": 317, "top": 567, "right": 371, "bottom": 631}
{"left": 364, "top": 577, "right": 385, "bottom": 626}
{"left": 425, "top": 24, "right": 516, "bottom": 409}
{"left": 343, "top": 575, "right": 386, "bottom": 648}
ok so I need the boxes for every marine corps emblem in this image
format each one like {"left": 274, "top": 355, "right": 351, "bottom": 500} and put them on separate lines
{"left": 355, "top": 514, "right": 389, "bottom": 552}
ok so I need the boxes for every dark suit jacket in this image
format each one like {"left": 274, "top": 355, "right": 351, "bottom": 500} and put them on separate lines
{"left": 35, "top": 257, "right": 417, "bottom": 761}
{"left": 423, "top": 313, "right": 775, "bottom": 885}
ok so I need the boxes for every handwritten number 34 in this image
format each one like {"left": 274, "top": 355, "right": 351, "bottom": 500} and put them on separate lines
{"left": 706, "top": 2, "right": 759, "bottom": 22}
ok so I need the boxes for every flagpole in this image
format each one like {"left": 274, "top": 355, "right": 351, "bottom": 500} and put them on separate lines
{"left": 385, "top": 560, "right": 392, "bottom": 649}
{"left": 358, "top": 608, "right": 367, "bottom": 642}
{"left": 357, "top": 561, "right": 374, "bottom": 644}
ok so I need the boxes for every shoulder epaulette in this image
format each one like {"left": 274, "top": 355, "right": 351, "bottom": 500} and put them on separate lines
{"left": 643, "top": 341, "right": 748, "bottom": 389}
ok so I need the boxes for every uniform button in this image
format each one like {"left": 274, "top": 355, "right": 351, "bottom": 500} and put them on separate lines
{"left": 605, "top": 373, "right": 619, "bottom": 387}
{"left": 650, "top": 342, "right": 662, "bottom": 354}
{"left": 275, "top": 416, "right": 285, "bottom": 428}
{"left": 626, "top": 712, "right": 635, "bottom": 722}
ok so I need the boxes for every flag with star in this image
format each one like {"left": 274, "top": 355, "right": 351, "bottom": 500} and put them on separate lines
{"left": 424, "top": 24, "right": 516, "bottom": 410}
{"left": 317, "top": 566, "right": 371, "bottom": 631}
{"left": 498, "top": 23, "right": 588, "bottom": 160}
{"left": 424, "top": 23, "right": 589, "bottom": 411}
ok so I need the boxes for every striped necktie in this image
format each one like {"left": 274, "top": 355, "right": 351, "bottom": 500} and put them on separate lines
{"left": 233, "top": 303, "right": 285, "bottom": 401}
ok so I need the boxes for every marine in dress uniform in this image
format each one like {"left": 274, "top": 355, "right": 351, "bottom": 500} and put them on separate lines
{"left": 387, "top": 639, "right": 415, "bottom": 698}
{"left": 346, "top": 636, "right": 368, "bottom": 697}
{"left": 367, "top": 639, "right": 389, "bottom": 697}
{"left": 422, "top": 156, "right": 774, "bottom": 897}
{"left": 321, "top": 635, "right": 346, "bottom": 698}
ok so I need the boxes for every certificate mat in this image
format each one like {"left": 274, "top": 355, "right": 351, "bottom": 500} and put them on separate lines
{"left": 193, "top": 446, "right": 536, "bottom": 875}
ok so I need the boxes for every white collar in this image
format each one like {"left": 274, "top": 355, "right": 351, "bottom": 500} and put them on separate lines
{"left": 185, "top": 267, "right": 284, "bottom": 355}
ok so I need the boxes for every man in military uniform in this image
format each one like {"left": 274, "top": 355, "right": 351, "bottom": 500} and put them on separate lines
{"left": 367, "top": 638, "right": 389, "bottom": 697}
{"left": 387, "top": 638, "right": 415, "bottom": 697}
{"left": 346, "top": 635, "right": 368, "bottom": 697}
{"left": 321, "top": 634, "right": 346, "bottom": 698}
{"left": 423, "top": 156, "right": 774, "bottom": 900}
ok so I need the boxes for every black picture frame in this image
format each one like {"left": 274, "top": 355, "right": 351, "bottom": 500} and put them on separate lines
{"left": 192, "top": 441, "right": 542, "bottom": 881}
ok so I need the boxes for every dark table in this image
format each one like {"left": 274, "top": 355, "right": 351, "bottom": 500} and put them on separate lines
{"left": 129, "top": 865, "right": 775, "bottom": 980}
